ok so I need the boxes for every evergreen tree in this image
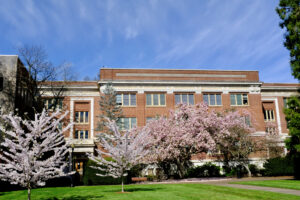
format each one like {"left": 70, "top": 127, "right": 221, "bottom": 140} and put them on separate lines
{"left": 277, "top": 0, "right": 300, "bottom": 179}
{"left": 97, "top": 82, "right": 123, "bottom": 131}
{"left": 284, "top": 96, "right": 300, "bottom": 179}
{"left": 276, "top": 0, "right": 300, "bottom": 79}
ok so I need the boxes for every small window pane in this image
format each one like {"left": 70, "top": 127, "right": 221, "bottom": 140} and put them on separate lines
{"left": 182, "top": 94, "right": 188, "bottom": 104}
{"left": 230, "top": 94, "right": 236, "bottom": 105}
{"left": 75, "top": 131, "right": 79, "bottom": 139}
{"left": 116, "top": 94, "right": 122, "bottom": 105}
{"left": 85, "top": 112, "right": 89, "bottom": 123}
{"left": 236, "top": 94, "right": 242, "bottom": 105}
{"left": 153, "top": 94, "right": 159, "bottom": 105}
{"left": 283, "top": 98, "right": 288, "bottom": 108}
{"left": 146, "top": 94, "right": 152, "bottom": 105}
{"left": 130, "top": 94, "right": 136, "bottom": 106}
{"left": 131, "top": 118, "right": 137, "bottom": 129}
{"left": 80, "top": 131, "right": 84, "bottom": 139}
{"left": 203, "top": 94, "right": 209, "bottom": 105}
{"left": 85, "top": 131, "right": 89, "bottom": 139}
{"left": 146, "top": 117, "right": 153, "bottom": 122}
{"left": 75, "top": 112, "right": 79, "bottom": 123}
{"left": 124, "top": 118, "right": 129, "bottom": 130}
{"left": 209, "top": 94, "right": 216, "bottom": 105}
{"left": 123, "top": 94, "right": 129, "bottom": 106}
{"left": 242, "top": 94, "right": 248, "bottom": 105}
{"left": 80, "top": 112, "right": 84, "bottom": 123}
{"left": 175, "top": 94, "right": 181, "bottom": 104}
{"left": 160, "top": 94, "right": 165, "bottom": 105}
{"left": 216, "top": 94, "right": 222, "bottom": 105}
{"left": 188, "top": 94, "right": 194, "bottom": 105}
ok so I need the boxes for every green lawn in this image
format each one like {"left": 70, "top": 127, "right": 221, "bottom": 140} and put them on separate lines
{"left": 0, "top": 183, "right": 299, "bottom": 200}
{"left": 231, "top": 179, "right": 300, "bottom": 190}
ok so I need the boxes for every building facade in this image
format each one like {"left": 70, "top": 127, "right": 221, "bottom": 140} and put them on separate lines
{"left": 0, "top": 55, "right": 32, "bottom": 115}
{"left": 41, "top": 68, "right": 299, "bottom": 173}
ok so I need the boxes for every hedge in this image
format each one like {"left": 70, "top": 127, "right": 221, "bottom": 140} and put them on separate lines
{"left": 263, "top": 157, "right": 294, "bottom": 176}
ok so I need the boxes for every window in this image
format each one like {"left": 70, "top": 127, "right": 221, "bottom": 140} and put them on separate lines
{"left": 283, "top": 97, "right": 289, "bottom": 108}
{"left": 116, "top": 93, "right": 136, "bottom": 106}
{"left": 117, "top": 117, "right": 137, "bottom": 130}
{"left": 264, "top": 109, "right": 275, "bottom": 122}
{"left": 146, "top": 93, "right": 166, "bottom": 106}
{"left": 75, "top": 130, "right": 89, "bottom": 139}
{"left": 203, "top": 94, "right": 222, "bottom": 106}
{"left": 75, "top": 111, "right": 89, "bottom": 123}
{"left": 44, "top": 98, "right": 63, "bottom": 110}
{"left": 175, "top": 94, "right": 194, "bottom": 105}
{"left": 230, "top": 94, "right": 248, "bottom": 106}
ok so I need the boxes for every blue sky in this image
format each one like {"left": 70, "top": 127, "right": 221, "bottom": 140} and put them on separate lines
{"left": 0, "top": 0, "right": 297, "bottom": 83}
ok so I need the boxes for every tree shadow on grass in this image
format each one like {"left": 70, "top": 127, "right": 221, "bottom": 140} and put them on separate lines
{"left": 42, "top": 195, "right": 104, "bottom": 200}
{"left": 104, "top": 187, "right": 162, "bottom": 193}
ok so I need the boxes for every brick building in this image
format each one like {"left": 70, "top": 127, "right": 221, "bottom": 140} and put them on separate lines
{"left": 41, "top": 68, "right": 299, "bottom": 173}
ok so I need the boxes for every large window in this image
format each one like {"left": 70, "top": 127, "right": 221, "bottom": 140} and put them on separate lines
{"left": 203, "top": 94, "right": 222, "bottom": 106}
{"left": 75, "top": 130, "right": 89, "bottom": 139}
{"left": 264, "top": 109, "right": 275, "bottom": 122}
{"left": 175, "top": 94, "right": 194, "bottom": 105}
{"left": 117, "top": 117, "right": 137, "bottom": 130}
{"left": 44, "top": 98, "right": 63, "bottom": 110}
{"left": 116, "top": 93, "right": 136, "bottom": 106}
{"left": 230, "top": 94, "right": 248, "bottom": 106}
{"left": 146, "top": 93, "right": 166, "bottom": 106}
{"left": 75, "top": 111, "right": 89, "bottom": 124}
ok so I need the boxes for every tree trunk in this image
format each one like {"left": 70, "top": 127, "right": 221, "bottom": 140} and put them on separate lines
{"left": 244, "top": 164, "right": 252, "bottom": 177}
{"left": 27, "top": 187, "right": 31, "bottom": 200}
{"left": 176, "top": 159, "right": 185, "bottom": 179}
{"left": 121, "top": 175, "right": 124, "bottom": 193}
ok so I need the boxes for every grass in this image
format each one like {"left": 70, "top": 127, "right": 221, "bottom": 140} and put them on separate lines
{"left": 0, "top": 183, "right": 299, "bottom": 200}
{"left": 231, "top": 179, "right": 300, "bottom": 190}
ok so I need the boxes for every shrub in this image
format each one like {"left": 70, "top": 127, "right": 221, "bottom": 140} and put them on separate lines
{"left": 83, "top": 159, "right": 129, "bottom": 185}
{"left": 186, "top": 162, "right": 221, "bottom": 178}
{"left": 263, "top": 157, "right": 294, "bottom": 176}
{"left": 249, "top": 164, "right": 260, "bottom": 176}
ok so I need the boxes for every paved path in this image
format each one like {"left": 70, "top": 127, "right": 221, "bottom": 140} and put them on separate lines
{"left": 139, "top": 176, "right": 300, "bottom": 196}
{"left": 213, "top": 183, "right": 300, "bottom": 196}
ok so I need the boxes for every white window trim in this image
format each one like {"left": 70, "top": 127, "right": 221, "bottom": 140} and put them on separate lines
{"left": 262, "top": 97, "right": 282, "bottom": 134}
{"left": 70, "top": 97, "right": 94, "bottom": 139}
{"left": 118, "top": 117, "right": 137, "bottom": 130}
{"left": 75, "top": 111, "right": 89, "bottom": 124}
{"left": 146, "top": 93, "right": 166, "bottom": 106}
{"left": 203, "top": 94, "right": 222, "bottom": 106}
{"left": 117, "top": 93, "right": 136, "bottom": 106}
{"left": 175, "top": 93, "right": 194, "bottom": 105}
{"left": 230, "top": 93, "right": 249, "bottom": 106}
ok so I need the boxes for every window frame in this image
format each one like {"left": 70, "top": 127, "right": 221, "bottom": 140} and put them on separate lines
{"left": 203, "top": 93, "right": 222, "bottom": 106}
{"left": 116, "top": 93, "right": 136, "bottom": 107}
{"left": 75, "top": 111, "right": 89, "bottom": 124}
{"left": 175, "top": 93, "right": 195, "bottom": 105}
{"left": 74, "top": 130, "right": 89, "bottom": 139}
{"left": 264, "top": 109, "right": 275, "bottom": 122}
{"left": 230, "top": 93, "right": 249, "bottom": 106}
{"left": 146, "top": 93, "right": 166, "bottom": 107}
{"left": 44, "top": 98, "right": 63, "bottom": 110}
{"left": 117, "top": 117, "right": 137, "bottom": 130}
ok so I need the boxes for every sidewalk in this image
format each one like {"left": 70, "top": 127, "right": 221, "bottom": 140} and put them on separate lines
{"left": 140, "top": 176, "right": 300, "bottom": 196}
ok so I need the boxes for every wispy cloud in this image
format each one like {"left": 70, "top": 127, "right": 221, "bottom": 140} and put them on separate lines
{"left": 0, "top": 0, "right": 297, "bottom": 82}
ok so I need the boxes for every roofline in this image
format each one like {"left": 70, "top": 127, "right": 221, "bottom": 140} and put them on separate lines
{"left": 100, "top": 67, "right": 259, "bottom": 72}
{"left": 98, "top": 80, "right": 262, "bottom": 86}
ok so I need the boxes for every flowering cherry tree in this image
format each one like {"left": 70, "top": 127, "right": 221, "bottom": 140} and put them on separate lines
{"left": 145, "top": 103, "right": 256, "bottom": 178}
{"left": 0, "top": 109, "right": 72, "bottom": 200}
{"left": 88, "top": 119, "right": 150, "bottom": 192}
